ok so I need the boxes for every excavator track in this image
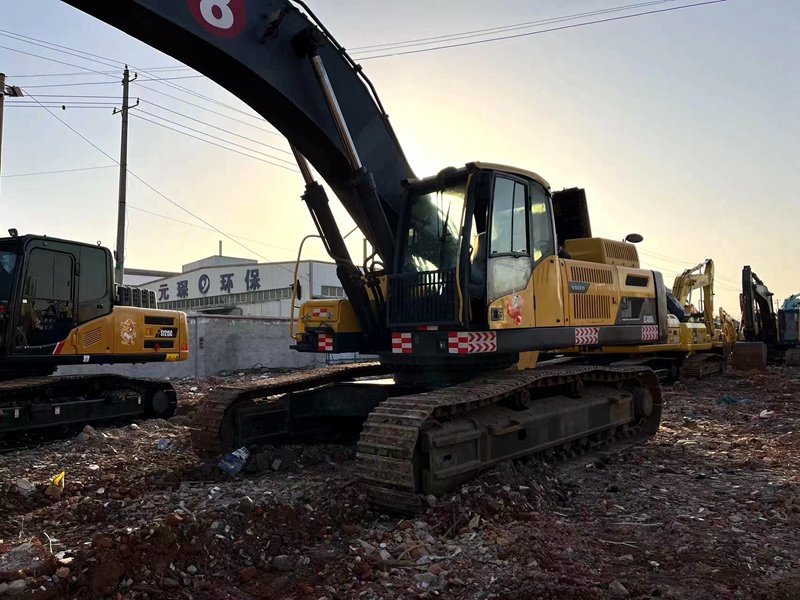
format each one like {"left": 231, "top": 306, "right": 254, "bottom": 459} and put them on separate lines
{"left": 190, "top": 362, "right": 391, "bottom": 457}
{"left": 679, "top": 352, "right": 727, "bottom": 380}
{"left": 190, "top": 362, "right": 662, "bottom": 515}
{"left": 0, "top": 374, "right": 177, "bottom": 447}
{"left": 357, "top": 365, "right": 662, "bottom": 513}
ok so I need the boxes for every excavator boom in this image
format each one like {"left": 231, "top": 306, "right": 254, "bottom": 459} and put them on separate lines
{"left": 61, "top": 0, "right": 414, "bottom": 267}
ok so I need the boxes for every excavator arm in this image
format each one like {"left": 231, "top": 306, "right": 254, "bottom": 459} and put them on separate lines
{"left": 60, "top": 0, "right": 416, "bottom": 337}
{"left": 740, "top": 265, "right": 777, "bottom": 344}
{"left": 671, "top": 258, "right": 715, "bottom": 334}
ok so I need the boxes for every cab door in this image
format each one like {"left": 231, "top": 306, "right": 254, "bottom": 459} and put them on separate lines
{"left": 14, "top": 247, "right": 76, "bottom": 354}
{"left": 487, "top": 175, "right": 534, "bottom": 327}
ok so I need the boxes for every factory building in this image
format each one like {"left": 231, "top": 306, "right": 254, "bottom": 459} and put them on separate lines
{"left": 134, "top": 254, "right": 343, "bottom": 318}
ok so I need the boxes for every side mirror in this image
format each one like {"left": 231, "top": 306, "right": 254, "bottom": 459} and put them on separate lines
{"left": 624, "top": 233, "right": 644, "bottom": 244}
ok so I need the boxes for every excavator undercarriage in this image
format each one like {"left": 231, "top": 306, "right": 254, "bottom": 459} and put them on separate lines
{"left": 192, "top": 362, "right": 662, "bottom": 513}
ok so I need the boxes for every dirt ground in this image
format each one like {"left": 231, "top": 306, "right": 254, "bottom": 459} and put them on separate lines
{"left": 1, "top": 366, "right": 799, "bottom": 600}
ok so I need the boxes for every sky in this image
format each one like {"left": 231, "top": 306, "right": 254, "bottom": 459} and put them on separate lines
{"left": 0, "top": 0, "right": 798, "bottom": 316}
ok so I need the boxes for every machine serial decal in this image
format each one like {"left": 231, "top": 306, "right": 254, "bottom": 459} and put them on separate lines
{"left": 120, "top": 318, "right": 137, "bottom": 346}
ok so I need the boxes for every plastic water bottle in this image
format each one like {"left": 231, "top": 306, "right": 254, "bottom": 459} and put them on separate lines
{"left": 218, "top": 447, "right": 250, "bottom": 476}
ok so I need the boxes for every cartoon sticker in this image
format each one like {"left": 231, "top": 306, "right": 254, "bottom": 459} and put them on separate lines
{"left": 506, "top": 292, "right": 523, "bottom": 326}
{"left": 120, "top": 318, "right": 137, "bottom": 346}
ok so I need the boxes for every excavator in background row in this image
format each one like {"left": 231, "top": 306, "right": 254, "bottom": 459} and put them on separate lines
{"left": 732, "top": 266, "right": 800, "bottom": 369}
{"left": 550, "top": 258, "right": 726, "bottom": 381}
{"left": 0, "top": 231, "right": 189, "bottom": 441}
{"left": 55, "top": 0, "right": 685, "bottom": 512}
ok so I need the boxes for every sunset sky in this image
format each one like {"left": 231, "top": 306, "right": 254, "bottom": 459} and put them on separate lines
{"left": 1, "top": 0, "right": 798, "bottom": 315}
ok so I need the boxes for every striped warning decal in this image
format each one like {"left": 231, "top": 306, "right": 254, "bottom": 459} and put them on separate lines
{"left": 574, "top": 327, "right": 600, "bottom": 345}
{"left": 391, "top": 333, "right": 413, "bottom": 354}
{"left": 317, "top": 333, "right": 334, "bottom": 352}
{"left": 448, "top": 332, "right": 497, "bottom": 354}
{"left": 642, "top": 325, "right": 659, "bottom": 341}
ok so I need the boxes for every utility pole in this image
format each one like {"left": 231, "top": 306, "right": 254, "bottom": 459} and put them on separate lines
{"left": 0, "top": 73, "right": 25, "bottom": 202}
{"left": 113, "top": 66, "right": 138, "bottom": 285}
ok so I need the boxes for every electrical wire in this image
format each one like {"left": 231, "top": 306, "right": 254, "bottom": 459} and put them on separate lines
{"left": 348, "top": 0, "right": 677, "bottom": 52}
{"left": 9, "top": 66, "right": 192, "bottom": 78}
{"left": 127, "top": 205, "right": 300, "bottom": 254}
{"left": 140, "top": 100, "right": 292, "bottom": 155}
{"left": 354, "top": 0, "right": 729, "bottom": 60}
{"left": 134, "top": 83, "right": 284, "bottom": 138}
{"left": 20, "top": 90, "right": 311, "bottom": 281}
{"left": 130, "top": 112, "right": 299, "bottom": 173}
{"left": 2, "top": 165, "right": 117, "bottom": 178}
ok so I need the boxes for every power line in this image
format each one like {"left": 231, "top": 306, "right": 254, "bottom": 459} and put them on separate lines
{"left": 3, "top": 165, "right": 117, "bottom": 178}
{"left": 130, "top": 112, "right": 299, "bottom": 172}
{"left": 20, "top": 90, "right": 309, "bottom": 281}
{"left": 134, "top": 83, "right": 284, "bottom": 138}
{"left": 349, "top": 0, "right": 677, "bottom": 52}
{"left": 127, "top": 205, "right": 299, "bottom": 254}
{"left": 1, "top": 28, "right": 285, "bottom": 140}
{"left": 134, "top": 108, "right": 296, "bottom": 166}
{"left": 20, "top": 76, "right": 202, "bottom": 88}
{"left": 141, "top": 99, "right": 292, "bottom": 155}
{"left": 354, "top": 0, "right": 729, "bottom": 60}
{"left": 10, "top": 67, "right": 192, "bottom": 78}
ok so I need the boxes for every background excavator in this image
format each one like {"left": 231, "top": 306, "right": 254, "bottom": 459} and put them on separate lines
{"left": 58, "top": 0, "right": 670, "bottom": 512}
{"left": 550, "top": 258, "right": 726, "bottom": 381}
{"left": 732, "top": 265, "right": 800, "bottom": 369}
{"left": 0, "top": 231, "right": 188, "bottom": 441}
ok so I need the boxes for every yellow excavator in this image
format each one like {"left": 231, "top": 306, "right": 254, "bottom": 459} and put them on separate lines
{"left": 549, "top": 258, "right": 726, "bottom": 381}
{"left": 0, "top": 231, "right": 188, "bottom": 439}
{"left": 51, "top": 0, "right": 703, "bottom": 512}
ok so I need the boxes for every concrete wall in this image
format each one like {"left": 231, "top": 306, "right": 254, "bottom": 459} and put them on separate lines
{"left": 57, "top": 315, "right": 329, "bottom": 379}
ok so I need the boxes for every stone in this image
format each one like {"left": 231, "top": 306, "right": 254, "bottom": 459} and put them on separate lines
{"left": 0, "top": 539, "right": 57, "bottom": 580}
{"left": 271, "top": 458, "right": 282, "bottom": 471}
{"left": 5, "top": 579, "right": 28, "bottom": 596}
{"left": 165, "top": 513, "right": 183, "bottom": 527}
{"left": 239, "top": 567, "right": 258, "bottom": 583}
{"left": 88, "top": 561, "right": 125, "bottom": 597}
{"left": 14, "top": 479, "right": 35, "bottom": 496}
{"left": 609, "top": 580, "right": 630, "bottom": 597}
{"left": 341, "top": 524, "right": 358, "bottom": 536}
{"left": 0, "top": 583, "right": 8, "bottom": 595}
{"left": 424, "top": 495, "right": 437, "bottom": 508}
{"left": 272, "top": 555, "right": 295, "bottom": 572}
{"left": 44, "top": 485, "right": 62, "bottom": 499}
{"left": 162, "top": 577, "right": 180, "bottom": 588}
{"left": 186, "top": 565, "right": 198, "bottom": 576}
{"left": 267, "top": 535, "right": 282, "bottom": 556}
{"left": 55, "top": 567, "right": 70, "bottom": 579}
{"left": 239, "top": 496, "right": 255, "bottom": 512}
{"left": 91, "top": 534, "right": 114, "bottom": 550}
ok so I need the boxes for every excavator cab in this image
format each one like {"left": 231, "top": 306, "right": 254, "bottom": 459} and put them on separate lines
{"left": 0, "top": 233, "right": 189, "bottom": 379}
{"left": 390, "top": 162, "right": 557, "bottom": 329}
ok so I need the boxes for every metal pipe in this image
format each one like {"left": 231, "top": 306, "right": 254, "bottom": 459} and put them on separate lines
{"left": 308, "top": 54, "right": 362, "bottom": 171}
{"left": 290, "top": 143, "right": 315, "bottom": 185}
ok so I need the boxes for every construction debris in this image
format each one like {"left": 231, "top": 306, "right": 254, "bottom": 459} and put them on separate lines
{"left": 0, "top": 367, "right": 798, "bottom": 599}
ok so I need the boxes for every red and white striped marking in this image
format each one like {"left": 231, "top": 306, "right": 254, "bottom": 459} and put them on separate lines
{"left": 392, "top": 332, "right": 413, "bottom": 354}
{"left": 311, "top": 308, "right": 334, "bottom": 319}
{"left": 317, "top": 333, "right": 334, "bottom": 352}
{"left": 574, "top": 327, "right": 600, "bottom": 346}
{"left": 448, "top": 332, "right": 497, "bottom": 354}
{"left": 52, "top": 340, "right": 66, "bottom": 355}
{"left": 416, "top": 325, "right": 439, "bottom": 331}
{"left": 642, "top": 325, "right": 659, "bottom": 341}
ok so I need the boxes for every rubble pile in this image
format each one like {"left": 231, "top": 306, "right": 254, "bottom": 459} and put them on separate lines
{"left": 0, "top": 367, "right": 798, "bottom": 599}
